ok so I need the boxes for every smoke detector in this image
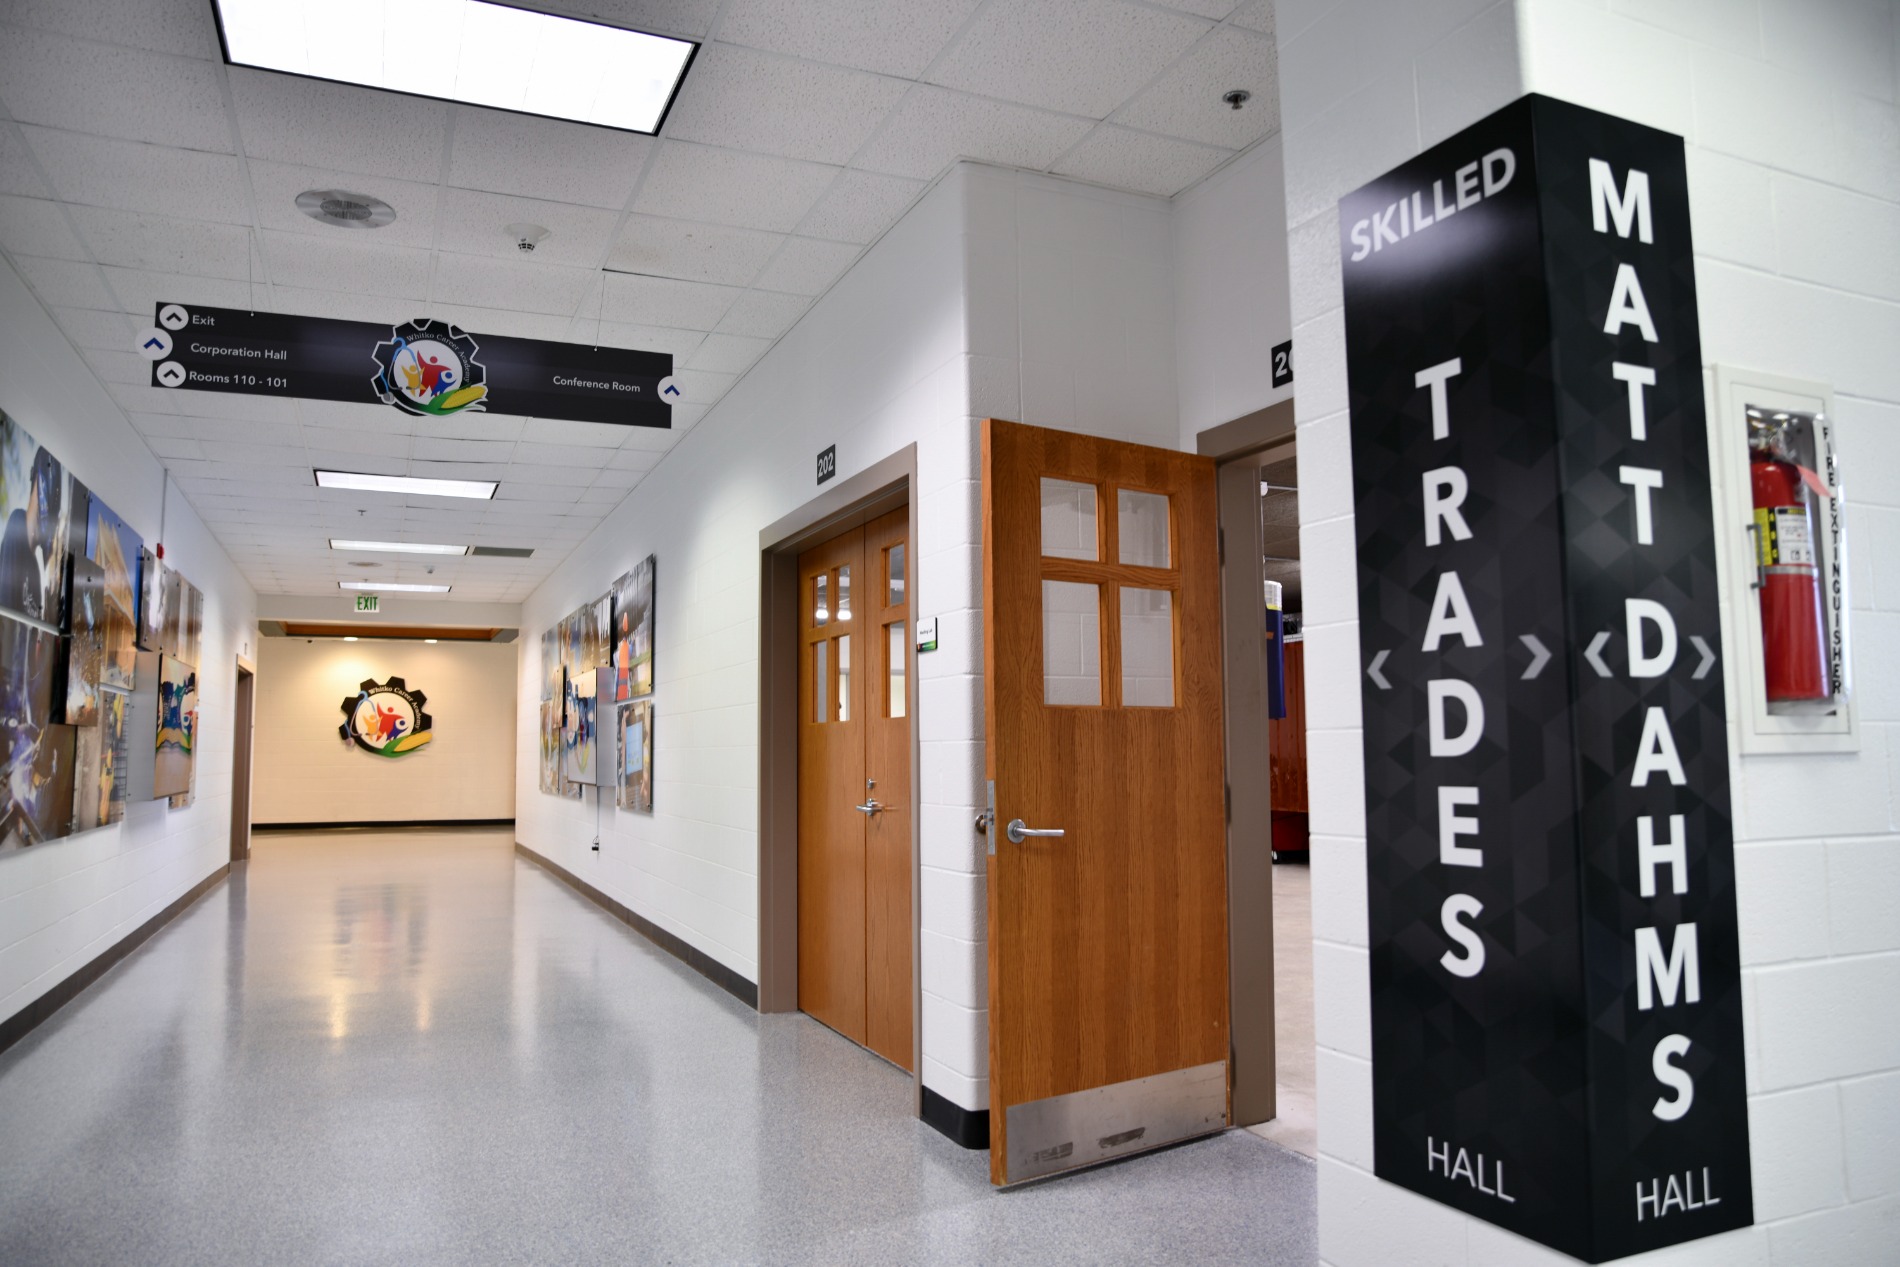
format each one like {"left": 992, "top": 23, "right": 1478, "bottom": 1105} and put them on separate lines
{"left": 296, "top": 189, "right": 397, "bottom": 229}
{"left": 507, "top": 222, "right": 551, "bottom": 253}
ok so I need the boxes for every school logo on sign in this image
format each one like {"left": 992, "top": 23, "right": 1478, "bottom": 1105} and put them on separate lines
{"left": 339, "top": 677, "right": 433, "bottom": 757}
{"left": 371, "top": 319, "right": 488, "bottom": 416}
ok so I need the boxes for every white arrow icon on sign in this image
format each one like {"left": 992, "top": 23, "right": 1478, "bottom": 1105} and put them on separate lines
{"left": 155, "top": 361, "right": 187, "bottom": 387}
{"left": 1520, "top": 633, "right": 1552, "bottom": 680}
{"left": 158, "top": 304, "right": 188, "bottom": 331}
{"left": 1690, "top": 635, "right": 1717, "bottom": 680}
{"left": 1584, "top": 630, "right": 1613, "bottom": 678}
{"left": 1367, "top": 648, "right": 1392, "bottom": 691}
{"left": 135, "top": 327, "right": 172, "bottom": 360}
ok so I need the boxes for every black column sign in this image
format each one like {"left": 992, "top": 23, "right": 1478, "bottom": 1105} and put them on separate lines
{"left": 1342, "top": 94, "right": 1750, "bottom": 1262}
{"left": 146, "top": 304, "right": 673, "bottom": 428}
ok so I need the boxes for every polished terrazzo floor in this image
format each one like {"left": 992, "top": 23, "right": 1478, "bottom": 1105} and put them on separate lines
{"left": 0, "top": 828, "right": 1317, "bottom": 1266}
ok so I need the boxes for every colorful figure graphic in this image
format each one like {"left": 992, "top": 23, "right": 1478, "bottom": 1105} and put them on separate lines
{"left": 371, "top": 322, "right": 488, "bottom": 417}
{"left": 339, "top": 677, "right": 432, "bottom": 757}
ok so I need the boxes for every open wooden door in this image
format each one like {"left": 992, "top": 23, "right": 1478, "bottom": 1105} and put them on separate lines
{"left": 982, "top": 418, "right": 1229, "bottom": 1185}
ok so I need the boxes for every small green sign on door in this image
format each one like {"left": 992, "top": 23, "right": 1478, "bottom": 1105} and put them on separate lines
{"left": 355, "top": 594, "right": 379, "bottom": 614}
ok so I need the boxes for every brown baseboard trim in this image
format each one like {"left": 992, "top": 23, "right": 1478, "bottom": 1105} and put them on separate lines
{"left": 922, "top": 1086, "right": 991, "bottom": 1150}
{"left": 0, "top": 862, "right": 231, "bottom": 1059}
{"left": 514, "top": 841, "right": 759, "bottom": 1010}
{"left": 254, "top": 819, "right": 516, "bottom": 831}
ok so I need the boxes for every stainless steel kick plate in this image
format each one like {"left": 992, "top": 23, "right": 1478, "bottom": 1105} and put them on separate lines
{"left": 1003, "top": 1060, "right": 1228, "bottom": 1184}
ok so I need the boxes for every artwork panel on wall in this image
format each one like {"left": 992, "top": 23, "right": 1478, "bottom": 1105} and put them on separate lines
{"left": 561, "top": 666, "right": 599, "bottom": 785}
{"left": 73, "top": 715, "right": 104, "bottom": 833}
{"left": 179, "top": 580, "right": 203, "bottom": 667}
{"left": 136, "top": 546, "right": 163, "bottom": 651}
{"left": 154, "top": 654, "right": 196, "bottom": 798}
{"left": 538, "top": 700, "right": 559, "bottom": 794}
{"left": 63, "top": 555, "right": 105, "bottom": 726}
{"left": 617, "top": 700, "right": 653, "bottom": 813}
{"left": 540, "top": 628, "right": 556, "bottom": 702}
{"left": 338, "top": 677, "right": 433, "bottom": 757}
{"left": 612, "top": 556, "right": 656, "bottom": 701}
{"left": 158, "top": 564, "right": 182, "bottom": 656}
{"left": 86, "top": 497, "right": 141, "bottom": 689}
{"left": 581, "top": 594, "right": 610, "bottom": 673}
{"left": 1, "top": 611, "right": 64, "bottom": 848}
{"left": 0, "top": 411, "right": 77, "bottom": 627}
{"left": 100, "top": 687, "right": 128, "bottom": 826}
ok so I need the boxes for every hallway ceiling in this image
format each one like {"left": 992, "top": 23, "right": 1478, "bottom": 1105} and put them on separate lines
{"left": 0, "top": 0, "right": 1280, "bottom": 601}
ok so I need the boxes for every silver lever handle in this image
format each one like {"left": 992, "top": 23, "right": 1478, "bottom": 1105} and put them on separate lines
{"left": 854, "top": 800, "right": 882, "bottom": 815}
{"left": 1005, "top": 818, "right": 1065, "bottom": 844}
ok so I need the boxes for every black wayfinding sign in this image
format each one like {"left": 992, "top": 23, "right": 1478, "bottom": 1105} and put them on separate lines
{"left": 144, "top": 303, "right": 674, "bottom": 428}
{"left": 1342, "top": 95, "right": 1750, "bottom": 1262}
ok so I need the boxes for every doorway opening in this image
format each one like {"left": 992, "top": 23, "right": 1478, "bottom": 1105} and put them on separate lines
{"left": 231, "top": 658, "right": 255, "bottom": 863}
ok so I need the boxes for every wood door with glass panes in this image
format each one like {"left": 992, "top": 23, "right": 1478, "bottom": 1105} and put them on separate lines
{"left": 797, "top": 510, "right": 913, "bottom": 1069}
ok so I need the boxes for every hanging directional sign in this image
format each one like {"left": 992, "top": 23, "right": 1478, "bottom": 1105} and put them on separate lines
{"left": 1342, "top": 94, "right": 1750, "bottom": 1262}
{"left": 143, "top": 303, "right": 673, "bottom": 428}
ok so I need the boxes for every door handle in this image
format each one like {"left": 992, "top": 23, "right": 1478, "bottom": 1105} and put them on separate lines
{"left": 854, "top": 800, "right": 883, "bottom": 815}
{"left": 1005, "top": 818, "right": 1064, "bottom": 844}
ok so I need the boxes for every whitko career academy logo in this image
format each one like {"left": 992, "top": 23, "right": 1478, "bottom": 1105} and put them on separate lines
{"left": 371, "top": 319, "right": 489, "bottom": 417}
{"left": 339, "top": 677, "right": 433, "bottom": 757}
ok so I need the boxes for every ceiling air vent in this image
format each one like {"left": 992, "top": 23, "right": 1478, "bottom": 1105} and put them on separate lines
{"left": 469, "top": 545, "right": 535, "bottom": 558}
{"left": 296, "top": 189, "right": 396, "bottom": 230}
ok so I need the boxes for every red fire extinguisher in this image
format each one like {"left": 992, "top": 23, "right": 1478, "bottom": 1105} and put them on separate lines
{"left": 1750, "top": 424, "right": 1830, "bottom": 701}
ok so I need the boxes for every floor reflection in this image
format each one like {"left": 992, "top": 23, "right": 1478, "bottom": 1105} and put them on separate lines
{"left": 0, "top": 827, "right": 1315, "bottom": 1265}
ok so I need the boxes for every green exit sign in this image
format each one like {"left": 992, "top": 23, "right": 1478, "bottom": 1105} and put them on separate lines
{"left": 354, "top": 594, "right": 380, "bottom": 613}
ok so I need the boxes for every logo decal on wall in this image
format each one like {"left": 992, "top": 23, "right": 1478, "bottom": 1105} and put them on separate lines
{"left": 371, "top": 320, "right": 488, "bottom": 416}
{"left": 339, "top": 677, "right": 433, "bottom": 757}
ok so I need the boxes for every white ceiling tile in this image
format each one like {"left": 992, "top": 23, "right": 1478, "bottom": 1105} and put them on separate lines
{"left": 267, "top": 286, "right": 413, "bottom": 324}
{"left": 515, "top": 441, "right": 623, "bottom": 467}
{"left": 579, "top": 485, "right": 627, "bottom": 505}
{"left": 755, "top": 236, "right": 862, "bottom": 295}
{"left": 714, "top": 0, "right": 981, "bottom": 78}
{"left": 13, "top": 255, "right": 116, "bottom": 310}
{"left": 520, "top": 419, "right": 632, "bottom": 447}
{"left": 259, "top": 230, "right": 433, "bottom": 300}
{"left": 20, "top": 126, "right": 252, "bottom": 221}
{"left": 447, "top": 107, "right": 652, "bottom": 209}
{"left": 0, "top": 0, "right": 224, "bottom": 58}
{"left": 100, "top": 265, "right": 256, "bottom": 317}
{"left": 50, "top": 304, "right": 135, "bottom": 350}
{"left": 1112, "top": 26, "right": 1279, "bottom": 149}
{"left": 1229, "top": 0, "right": 1275, "bottom": 35}
{"left": 853, "top": 86, "right": 1093, "bottom": 180}
{"left": 0, "top": 30, "right": 233, "bottom": 152}
{"left": 230, "top": 67, "right": 449, "bottom": 179}
{"left": 713, "top": 289, "right": 811, "bottom": 338}
{"left": 435, "top": 188, "right": 620, "bottom": 266}
{"left": 246, "top": 160, "right": 441, "bottom": 250}
{"left": 80, "top": 347, "right": 150, "bottom": 387}
{"left": 929, "top": 0, "right": 1211, "bottom": 118}
{"left": 662, "top": 43, "right": 909, "bottom": 165}
{"left": 562, "top": 318, "right": 706, "bottom": 361}
{"left": 1053, "top": 124, "right": 1230, "bottom": 197}
{"left": 302, "top": 426, "right": 412, "bottom": 459}
{"left": 0, "top": 126, "right": 49, "bottom": 197}
{"left": 671, "top": 368, "right": 736, "bottom": 402}
{"left": 121, "top": 383, "right": 299, "bottom": 421}
{"left": 607, "top": 215, "right": 780, "bottom": 286}
{"left": 796, "top": 169, "right": 926, "bottom": 244}
{"left": 1151, "top": 0, "right": 1241, "bottom": 17}
{"left": 633, "top": 141, "right": 838, "bottom": 233}
{"left": 685, "top": 332, "right": 771, "bottom": 373}
{"left": 429, "top": 251, "right": 596, "bottom": 315}
{"left": 213, "top": 439, "right": 308, "bottom": 467}
{"left": 524, "top": 0, "right": 724, "bottom": 39}
{"left": 0, "top": 194, "right": 85, "bottom": 258}
{"left": 412, "top": 437, "right": 516, "bottom": 463}
{"left": 587, "top": 465, "right": 646, "bottom": 488}
{"left": 428, "top": 304, "right": 573, "bottom": 342}
{"left": 404, "top": 413, "right": 526, "bottom": 442}
{"left": 65, "top": 206, "right": 255, "bottom": 279}
{"left": 496, "top": 481, "right": 585, "bottom": 504}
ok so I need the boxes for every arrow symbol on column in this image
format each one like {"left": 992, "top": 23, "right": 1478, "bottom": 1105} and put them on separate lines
{"left": 1520, "top": 634, "right": 1551, "bottom": 680}
{"left": 1584, "top": 631, "right": 1613, "bottom": 678}
{"left": 1367, "top": 648, "right": 1391, "bottom": 691}
{"left": 1690, "top": 635, "right": 1717, "bottom": 680}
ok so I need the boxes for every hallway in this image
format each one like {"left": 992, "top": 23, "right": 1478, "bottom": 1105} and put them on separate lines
{"left": 0, "top": 829, "right": 1316, "bottom": 1266}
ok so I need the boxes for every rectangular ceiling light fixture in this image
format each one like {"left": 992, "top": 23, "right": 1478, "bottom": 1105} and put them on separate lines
{"left": 213, "top": 0, "right": 698, "bottom": 136}
{"left": 330, "top": 539, "right": 471, "bottom": 556}
{"left": 339, "top": 581, "right": 453, "bottom": 593}
{"left": 315, "top": 469, "right": 498, "bottom": 499}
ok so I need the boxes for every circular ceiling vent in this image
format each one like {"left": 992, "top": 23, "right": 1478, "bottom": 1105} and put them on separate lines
{"left": 296, "top": 189, "right": 397, "bottom": 230}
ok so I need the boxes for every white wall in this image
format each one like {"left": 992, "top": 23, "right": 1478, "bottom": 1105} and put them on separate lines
{"left": 1258, "top": 0, "right": 1900, "bottom": 1263}
{"left": 253, "top": 636, "right": 516, "bottom": 824}
{"left": 0, "top": 254, "right": 257, "bottom": 1029}
{"left": 515, "top": 162, "right": 1178, "bottom": 1115}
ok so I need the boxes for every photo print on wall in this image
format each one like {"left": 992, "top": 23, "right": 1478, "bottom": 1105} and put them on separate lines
{"left": 1, "top": 612, "right": 66, "bottom": 848}
{"left": 612, "top": 556, "right": 655, "bottom": 701}
{"left": 74, "top": 687, "right": 129, "bottom": 831}
{"left": 63, "top": 555, "right": 105, "bottom": 727}
{"left": 617, "top": 700, "right": 652, "bottom": 813}
{"left": 562, "top": 667, "right": 598, "bottom": 785}
{"left": 538, "top": 700, "right": 560, "bottom": 794}
{"left": 154, "top": 655, "right": 196, "bottom": 799}
{"left": 137, "top": 546, "right": 163, "bottom": 651}
{"left": 86, "top": 498, "right": 141, "bottom": 689}
{"left": 0, "top": 412, "right": 76, "bottom": 626}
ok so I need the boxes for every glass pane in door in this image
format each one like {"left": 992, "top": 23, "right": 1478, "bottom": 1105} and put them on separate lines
{"left": 888, "top": 622, "right": 906, "bottom": 718}
{"left": 1120, "top": 587, "right": 1174, "bottom": 707}
{"left": 1043, "top": 580, "right": 1101, "bottom": 706}
{"left": 1041, "top": 479, "right": 1099, "bottom": 560}
{"left": 1118, "top": 490, "right": 1171, "bottom": 567}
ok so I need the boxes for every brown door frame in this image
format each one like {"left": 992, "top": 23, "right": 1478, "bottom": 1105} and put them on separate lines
{"left": 757, "top": 445, "right": 922, "bottom": 1101}
{"left": 1198, "top": 400, "right": 1296, "bottom": 1128}
{"left": 231, "top": 656, "right": 256, "bottom": 863}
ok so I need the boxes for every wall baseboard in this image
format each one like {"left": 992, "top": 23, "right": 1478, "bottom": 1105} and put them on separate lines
{"left": 254, "top": 818, "right": 516, "bottom": 831}
{"left": 922, "top": 1086, "right": 991, "bottom": 1150}
{"left": 514, "top": 841, "right": 759, "bottom": 1010}
{"left": 0, "top": 862, "right": 231, "bottom": 1059}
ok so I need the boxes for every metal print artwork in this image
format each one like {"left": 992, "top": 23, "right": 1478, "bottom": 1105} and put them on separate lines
{"left": 617, "top": 701, "right": 653, "bottom": 813}
{"left": 561, "top": 667, "right": 599, "bottom": 785}
{"left": 63, "top": 556, "right": 106, "bottom": 727}
{"left": 158, "top": 565, "right": 182, "bottom": 656}
{"left": 179, "top": 579, "right": 204, "bottom": 667}
{"left": 154, "top": 655, "right": 196, "bottom": 798}
{"left": 1, "top": 612, "right": 63, "bottom": 848}
{"left": 612, "top": 556, "right": 656, "bottom": 701}
{"left": 339, "top": 677, "right": 433, "bottom": 757}
{"left": 582, "top": 593, "right": 611, "bottom": 672}
{"left": 137, "top": 546, "right": 163, "bottom": 651}
{"left": 538, "top": 700, "right": 559, "bottom": 794}
{"left": 86, "top": 497, "right": 141, "bottom": 689}
{"left": 0, "top": 412, "right": 75, "bottom": 626}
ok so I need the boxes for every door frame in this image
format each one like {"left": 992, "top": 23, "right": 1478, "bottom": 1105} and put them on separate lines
{"left": 757, "top": 445, "right": 921, "bottom": 1099}
{"left": 1197, "top": 399, "right": 1296, "bottom": 1128}
{"left": 230, "top": 656, "right": 256, "bottom": 863}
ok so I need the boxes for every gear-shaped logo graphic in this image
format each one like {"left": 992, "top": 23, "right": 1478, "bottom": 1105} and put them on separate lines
{"left": 339, "top": 676, "right": 434, "bottom": 757}
{"left": 371, "top": 319, "right": 489, "bottom": 417}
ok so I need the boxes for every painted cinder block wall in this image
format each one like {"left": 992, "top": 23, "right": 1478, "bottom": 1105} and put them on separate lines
{"left": 0, "top": 255, "right": 259, "bottom": 1030}
{"left": 1266, "top": 0, "right": 1900, "bottom": 1262}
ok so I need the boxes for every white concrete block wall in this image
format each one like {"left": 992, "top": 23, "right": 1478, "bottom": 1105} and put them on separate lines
{"left": 0, "top": 254, "right": 257, "bottom": 1028}
{"left": 1268, "top": 0, "right": 1900, "bottom": 1262}
{"left": 252, "top": 637, "right": 516, "bottom": 824}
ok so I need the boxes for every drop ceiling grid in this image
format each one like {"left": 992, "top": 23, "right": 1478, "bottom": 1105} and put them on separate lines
{"left": 0, "top": 0, "right": 1281, "bottom": 599}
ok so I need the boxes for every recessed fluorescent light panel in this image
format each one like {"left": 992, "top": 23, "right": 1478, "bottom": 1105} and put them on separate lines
{"left": 213, "top": 0, "right": 698, "bottom": 135}
{"left": 315, "top": 470, "right": 498, "bottom": 499}
{"left": 339, "top": 581, "right": 453, "bottom": 593}
{"left": 330, "top": 539, "right": 471, "bottom": 556}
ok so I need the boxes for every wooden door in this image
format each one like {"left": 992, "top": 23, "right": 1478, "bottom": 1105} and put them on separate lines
{"left": 796, "top": 511, "right": 913, "bottom": 1070}
{"left": 1269, "top": 639, "right": 1308, "bottom": 813}
{"left": 982, "top": 418, "right": 1228, "bottom": 1185}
